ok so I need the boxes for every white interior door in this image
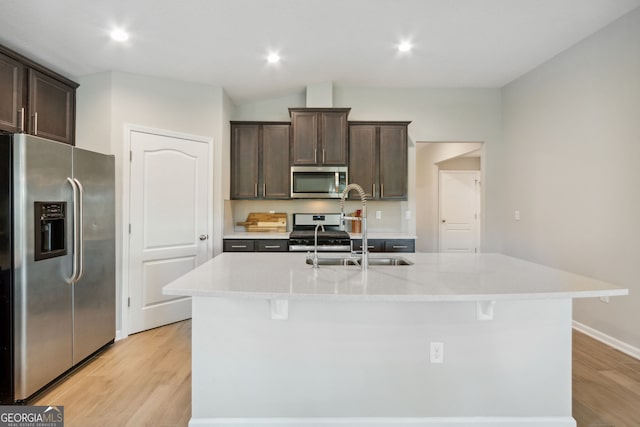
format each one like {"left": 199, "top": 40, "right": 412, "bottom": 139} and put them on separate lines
{"left": 128, "top": 129, "right": 210, "bottom": 334}
{"left": 439, "top": 170, "right": 480, "bottom": 253}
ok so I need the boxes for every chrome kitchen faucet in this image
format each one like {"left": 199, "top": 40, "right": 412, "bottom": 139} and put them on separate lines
{"left": 340, "top": 183, "right": 368, "bottom": 270}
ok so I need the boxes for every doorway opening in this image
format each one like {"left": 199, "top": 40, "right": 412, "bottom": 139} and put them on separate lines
{"left": 415, "top": 142, "right": 483, "bottom": 252}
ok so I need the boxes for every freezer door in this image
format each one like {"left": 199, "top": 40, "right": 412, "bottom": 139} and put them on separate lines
{"left": 13, "top": 134, "right": 73, "bottom": 401}
{"left": 72, "top": 147, "right": 115, "bottom": 363}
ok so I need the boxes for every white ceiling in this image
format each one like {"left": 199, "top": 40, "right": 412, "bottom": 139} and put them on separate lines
{"left": 1, "top": 0, "right": 639, "bottom": 103}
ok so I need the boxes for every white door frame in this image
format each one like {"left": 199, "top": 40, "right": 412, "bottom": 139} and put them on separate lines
{"left": 121, "top": 123, "right": 213, "bottom": 339}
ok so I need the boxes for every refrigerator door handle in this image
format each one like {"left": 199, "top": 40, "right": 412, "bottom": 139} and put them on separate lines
{"left": 67, "top": 177, "right": 82, "bottom": 283}
{"left": 73, "top": 178, "right": 85, "bottom": 282}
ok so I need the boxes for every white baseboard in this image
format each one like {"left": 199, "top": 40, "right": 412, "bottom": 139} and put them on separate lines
{"left": 115, "top": 329, "right": 125, "bottom": 341}
{"left": 573, "top": 321, "right": 640, "bottom": 360}
{"left": 189, "top": 417, "right": 575, "bottom": 427}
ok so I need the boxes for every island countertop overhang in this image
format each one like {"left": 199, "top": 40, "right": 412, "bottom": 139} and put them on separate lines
{"left": 163, "top": 252, "right": 628, "bottom": 302}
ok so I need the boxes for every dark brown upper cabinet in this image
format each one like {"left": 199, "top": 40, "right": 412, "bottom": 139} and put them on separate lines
{"left": 289, "top": 108, "right": 350, "bottom": 166}
{"left": 262, "top": 123, "right": 291, "bottom": 198}
{"left": 0, "top": 51, "right": 24, "bottom": 133}
{"left": 0, "top": 44, "right": 78, "bottom": 145}
{"left": 349, "top": 121, "right": 410, "bottom": 200}
{"left": 28, "top": 70, "right": 75, "bottom": 145}
{"left": 230, "top": 122, "right": 290, "bottom": 200}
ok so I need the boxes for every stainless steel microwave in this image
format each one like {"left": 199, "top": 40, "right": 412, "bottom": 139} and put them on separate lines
{"left": 290, "top": 166, "right": 348, "bottom": 198}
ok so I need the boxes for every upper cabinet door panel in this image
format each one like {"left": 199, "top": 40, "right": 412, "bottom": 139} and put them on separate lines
{"left": 290, "top": 108, "right": 349, "bottom": 166}
{"left": 29, "top": 70, "right": 74, "bottom": 145}
{"left": 348, "top": 125, "right": 377, "bottom": 199}
{"left": 230, "top": 124, "right": 260, "bottom": 199}
{"left": 0, "top": 52, "right": 24, "bottom": 133}
{"left": 290, "top": 111, "right": 318, "bottom": 165}
{"left": 379, "top": 125, "right": 407, "bottom": 200}
{"left": 262, "top": 124, "right": 290, "bottom": 199}
{"left": 320, "top": 111, "right": 348, "bottom": 165}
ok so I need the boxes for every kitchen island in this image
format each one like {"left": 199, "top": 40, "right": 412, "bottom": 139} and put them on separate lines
{"left": 164, "top": 253, "right": 627, "bottom": 427}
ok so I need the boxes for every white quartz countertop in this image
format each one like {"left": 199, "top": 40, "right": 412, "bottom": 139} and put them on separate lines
{"left": 348, "top": 232, "right": 416, "bottom": 239}
{"left": 163, "top": 252, "right": 628, "bottom": 302}
{"left": 224, "top": 232, "right": 290, "bottom": 239}
{"left": 223, "top": 232, "right": 416, "bottom": 239}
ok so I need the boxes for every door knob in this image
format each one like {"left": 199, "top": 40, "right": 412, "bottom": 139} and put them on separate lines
{"left": 199, "top": 234, "right": 208, "bottom": 241}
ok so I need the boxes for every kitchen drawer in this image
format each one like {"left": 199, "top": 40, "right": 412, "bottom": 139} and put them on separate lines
{"left": 351, "top": 239, "right": 384, "bottom": 252}
{"left": 223, "top": 239, "right": 255, "bottom": 252}
{"left": 384, "top": 239, "right": 415, "bottom": 253}
{"left": 256, "top": 239, "right": 289, "bottom": 252}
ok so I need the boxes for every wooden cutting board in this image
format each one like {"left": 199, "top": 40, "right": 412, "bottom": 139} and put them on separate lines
{"left": 237, "top": 212, "right": 287, "bottom": 232}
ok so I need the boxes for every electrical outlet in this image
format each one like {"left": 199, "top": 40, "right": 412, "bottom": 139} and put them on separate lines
{"left": 405, "top": 210, "right": 411, "bottom": 220}
{"left": 430, "top": 342, "right": 444, "bottom": 364}
{"left": 375, "top": 210, "right": 382, "bottom": 220}
{"left": 599, "top": 296, "right": 610, "bottom": 304}
{"left": 514, "top": 210, "right": 520, "bottom": 221}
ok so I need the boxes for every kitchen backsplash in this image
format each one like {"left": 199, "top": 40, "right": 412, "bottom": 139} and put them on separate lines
{"left": 226, "top": 199, "right": 412, "bottom": 234}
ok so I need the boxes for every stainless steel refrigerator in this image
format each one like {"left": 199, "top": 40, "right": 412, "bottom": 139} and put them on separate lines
{"left": 0, "top": 133, "right": 115, "bottom": 403}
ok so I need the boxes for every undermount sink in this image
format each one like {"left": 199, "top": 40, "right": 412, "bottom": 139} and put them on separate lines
{"left": 305, "top": 256, "right": 413, "bottom": 266}
{"left": 367, "top": 256, "right": 413, "bottom": 266}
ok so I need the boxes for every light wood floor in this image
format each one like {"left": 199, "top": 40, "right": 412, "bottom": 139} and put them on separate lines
{"left": 33, "top": 321, "right": 639, "bottom": 426}
{"left": 573, "top": 330, "right": 640, "bottom": 426}
{"left": 33, "top": 320, "right": 191, "bottom": 427}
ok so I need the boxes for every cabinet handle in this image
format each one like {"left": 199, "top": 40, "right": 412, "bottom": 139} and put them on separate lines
{"left": 381, "top": 183, "right": 384, "bottom": 198}
{"left": 314, "top": 149, "right": 317, "bottom": 163}
{"left": 18, "top": 108, "right": 25, "bottom": 132}
{"left": 263, "top": 183, "right": 266, "bottom": 196}
{"left": 264, "top": 245, "right": 281, "bottom": 249}
{"left": 323, "top": 149, "right": 326, "bottom": 164}
{"left": 33, "top": 112, "right": 38, "bottom": 135}
{"left": 231, "top": 245, "right": 248, "bottom": 248}
{"left": 254, "top": 183, "right": 258, "bottom": 198}
{"left": 392, "top": 245, "right": 408, "bottom": 249}
{"left": 357, "top": 245, "right": 375, "bottom": 250}
{"left": 372, "top": 184, "right": 376, "bottom": 197}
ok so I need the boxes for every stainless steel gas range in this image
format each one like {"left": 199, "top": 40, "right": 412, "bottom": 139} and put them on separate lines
{"left": 288, "top": 213, "right": 351, "bottom": 252}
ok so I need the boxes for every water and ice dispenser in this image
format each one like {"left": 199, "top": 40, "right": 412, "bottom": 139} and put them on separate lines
{"left": 34, "top": 202, "right": 67, "bottom": 261}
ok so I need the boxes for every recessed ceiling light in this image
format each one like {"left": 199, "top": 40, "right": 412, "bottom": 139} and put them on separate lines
{"left": 398, "top": 41, "right": 412, "bottom": 53}
{"left": 110, "top": 28, "right": 129, "bottom": 42}
{"left": 267, "top": 52, "right": 280, "bottom": 64}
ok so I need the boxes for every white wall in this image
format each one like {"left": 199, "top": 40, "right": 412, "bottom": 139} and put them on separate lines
{"left": 76, "top": 71, "right": 226, "bottom": 334}
{"left": 232, "top": 87, "right": 504, "bottom": 250}
{"left": 232, "top": 91, "right": 305, "bottom": 121}
{"left": 501, "top": 7, "right": 640, "bottom": 347}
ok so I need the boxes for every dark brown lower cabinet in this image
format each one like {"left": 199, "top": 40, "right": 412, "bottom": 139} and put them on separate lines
{"left": 223, "top": 239, "right": 256, "bottom": 252}
{"left": 255, "top": 240, "right": 289, "bottom": 252}
{"left": 223, "top": 239, "right": 289, "bottom": 252}
{"left": 351, "top": 239, "right": 415, "bottom": 253}
{"left": 383, "top": 239, "right": 415, "bottom": 253}
{"left": 352, "top": 239, "right": 384, "bottom": 252}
